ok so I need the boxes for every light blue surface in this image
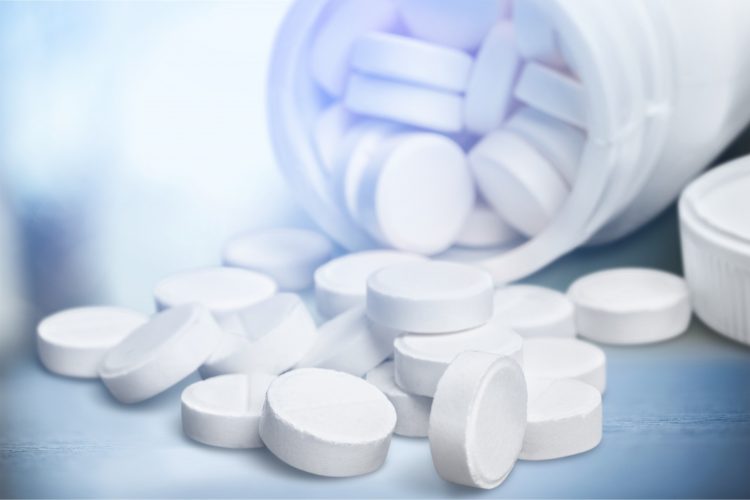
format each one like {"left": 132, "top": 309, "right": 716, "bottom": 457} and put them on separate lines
{"left": 2, "top": 209, "right": 750, "bottom": 498}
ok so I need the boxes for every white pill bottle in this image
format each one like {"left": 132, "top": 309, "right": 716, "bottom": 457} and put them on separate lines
{"left": 268, "top": 0, "right": 750, "bottom": 283}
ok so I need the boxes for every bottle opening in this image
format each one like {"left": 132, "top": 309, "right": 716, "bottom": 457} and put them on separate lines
{"left": 269, "top": 0, "right": 672, "bottom": 282}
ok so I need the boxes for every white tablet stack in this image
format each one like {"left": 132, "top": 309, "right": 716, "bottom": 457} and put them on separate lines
{"left": 307, "top": 0, "right": 587, "bottom": 255}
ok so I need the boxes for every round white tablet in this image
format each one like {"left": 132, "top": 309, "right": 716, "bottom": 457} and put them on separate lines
{"left": 351, "top": 32, "right": 472, "bottom": 92}
{"left": 295, "top": 306, "right": 400, "bottom": 377}
{"left": 463, "top": 22, "right": 522, "bottom": 135}
{"left": 367, "top": 260, "right": 493, "bottom": 334}
{"left": 394, "top": 314, "right": 523, "bottom": 397}
{"left": 222, "top": 228, "right": 334, "bottom": 291}
{"left": 153, "top": 267, "right": 277, "bottom": 321}
{"left": 506, "top": 106, "right": 586, "bottom": 186}
{"left": 514, "top": 62, "right": 587, "bottom": 129}
{"left": 356, "top": 133, "right": 475, "bottom": 255}
{"left": 520, "top": 379, "right": 602, "bottom": 461}
{"left": 334, "top": 121, "right": 402, "bottom": 224}
{"left": 313, "top": 104, "right": 357, "bottom": 174}
{"left": 314, "top": 250, "right": 426, "bottom": 319}
{"left": 181, "top": 373, "right": 276, "bottom": 449}
{"left": 568, "top": 268, "right": 692, "bottom": 345}
{"left": 344, "top": 73, "right": 463, "bottom": 133}
{"left": 37, "top": 306, "right": 148, "bottom": 379}
{"left": 398, "top": 0, "right": 510, "bottom": 51}
{"left": 513, "top": 0, "right": 565, "bottom": 67}
{"left": 200, "top": 293, "right": 317, "bottom": 378}
{"left": 493, "top": 285, "right": 576, "bottom": 338}
{"left": 455, "top": 204, "right": 522, "bottom": 249}
{"left": 429, "top": 351, "right": 526, "bottom": 489}
{"left": 469, "top": 129, "right": 569, "bottom": 237}
{"left": 523, "top": 338, "right": 606, "bottom": 393}
{"left": 366, "top": 361, "right": 432, "bottom": 438}
{"left": 99, "top": 304, "right": 222, "bottom": 404}
{"left": 259, "top": 368, "right": 397, "bottom": 477}
{"left": 309, "top": 0, "right": 398, "bottom": 96}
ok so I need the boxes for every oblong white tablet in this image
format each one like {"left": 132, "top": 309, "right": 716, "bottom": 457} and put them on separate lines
{"left": 514, "top": 63, "right": 587, "bottom": 129}
{"left": 568, "top": 268, "right": 692, "bottom": 345}
{"left": 394, "top": 314, "right": 523, "bottom": 397}
{"left": 463, "top": 22, "right": 522, "bottom": 135}
{"left": 313, "top": 104, "right": 357, "bottom": 174}
{"left": 493, "top": 285, "right": 576, "bottom": 338}
{"left": 259, "top": 368, "right": 397, "bottom": 477}
{"left": 181, "top": 373, "right": 276, "bottom": 449}
{"left": 398, "top": 0, "right": 510, "bottom": 51}
{"left": 314, "top": 250, "right": 426, "bottom": 319}
{"left": 455, "top": 204, "right": 523, "bottom": 249}
{"left": 513, "top": 0, "right": 565, "bottom": 67}
{"left": 344, "top": 73, "right": 463, "bottom": 133}
{"left": 222, "top": 228, "right": 334, "bottom": 291}
{"left": 356, "top": 133, "right": 475, "bottom": 255}
{"left": 309, "top": 0, "right": 398, "bottom": 96}
{"left": 367, "top": 260, "right": 493, "bottom": 334}
{"left": 521, "top": 379, "right": 602, "bottom": 461}
{"left": 37, "top": 306, "right": 148, "bottom": 379}
{"left": 523, "top": 338, "right": 606, "bottom": 393}
{"left": 351, "top": 32, "right": 472, "bottom": 92}
{"left": 469, "top": 130, "right": 570, "bottom": 237}
{"left": 506, "top": 106, "right": 586, "bottom": 186}
{"left": 429, "top": 351, "right": 526, "bottom": 489}
{"left": 366, "top": 361, "right": 432, "bottom": 438}
{"left": 153, "top": 267, "right": 277, "bottom": 321}
{"left": 200, "top": 293, "right": 317, "bottom": 378}
{"left": 99, "top": 304, "right": 222, "bottom": 404}
{"left": 295, "top": 306, "right": 399, "bottom": 377}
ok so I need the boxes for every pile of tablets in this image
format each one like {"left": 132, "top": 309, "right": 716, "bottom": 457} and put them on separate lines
{"left": 29, "top": 0, "right": 750, "bottom": 489}
{"left": 37, "top": 226, "right": 695, "bottom": 490}
{"left": 309, "top": 0, "right": 586, "bottom": 255}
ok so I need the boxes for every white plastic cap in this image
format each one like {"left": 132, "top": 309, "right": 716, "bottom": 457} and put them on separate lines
{"left": 679, "top": 154, "right": 750, "bottom": 346}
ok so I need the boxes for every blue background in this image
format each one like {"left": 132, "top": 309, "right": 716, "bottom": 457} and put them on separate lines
{"left": 1, "top": 1, "right": 749, "bottom": 498}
